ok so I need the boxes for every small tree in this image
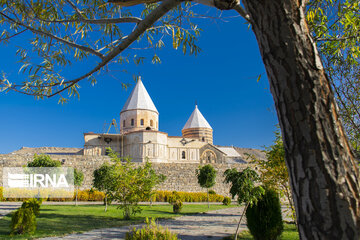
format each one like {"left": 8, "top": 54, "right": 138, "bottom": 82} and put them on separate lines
{"left": 224, "top": 167, "right": 264, "bottom": 240}
{"left": 108, "top": 150, "right": 165, "bottom": 220}
{"left": 93, "top": 164, "right": 115, "bottom": 212}
{"left": 27, "top": 154, "right": 62, "bottom": 199}
{"left": 196, "top": 164, "right": 217, "bottom": 209}
{"left": 250, "top": 128, "right": 296, "bottom": 224}
{"left": 27, "top": 154, "right": 61, "bottom": 167}
{"left": 74, "top": 168, "right": 84, "bottom": 206}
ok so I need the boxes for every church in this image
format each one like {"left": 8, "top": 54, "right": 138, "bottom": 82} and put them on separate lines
{"left": 83, "top": 78, "right": 246, "bottom": 163}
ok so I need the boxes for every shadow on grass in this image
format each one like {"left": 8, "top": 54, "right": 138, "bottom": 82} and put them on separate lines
{"left": 0, "top": 211, "right": 141, "bottom": 239}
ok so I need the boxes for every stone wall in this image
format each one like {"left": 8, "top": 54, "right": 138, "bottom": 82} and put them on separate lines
{"left": 0, "top": 154, "right": 251, "bottom": 196}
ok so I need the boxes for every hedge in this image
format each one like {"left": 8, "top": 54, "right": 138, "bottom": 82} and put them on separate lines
{"left": 0, "top": 187, "right": 225, "bottom": 203}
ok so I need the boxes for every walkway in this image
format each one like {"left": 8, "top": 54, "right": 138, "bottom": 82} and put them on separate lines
{"left": 40, "top": 207, "right": 246, "bottom": 240}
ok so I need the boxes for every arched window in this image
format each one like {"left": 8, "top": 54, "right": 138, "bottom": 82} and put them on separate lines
{"left": 182, "top": 151, "right": 186, "bottom": 159}
{"left": 123, "top": 120, "right": 125, "bottom": 127}
{"left": 140, "top": 119, "right": 144, "bottom": 126}
{"left": 131, "top": 119, "right": 134, "bottom": 126}
{"left": 150, "top": 120, "right": 153, "bottom": 127}
{"left": 208, "top": 156, "right": 211, "bottom": 162}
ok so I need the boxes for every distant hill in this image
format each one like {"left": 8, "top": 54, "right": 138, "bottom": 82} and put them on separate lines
{"left": 234, "top": 147, "right": 267, "bottom": 161}
{"left": 9, "top": 147, "right": 83, "bottom": 155}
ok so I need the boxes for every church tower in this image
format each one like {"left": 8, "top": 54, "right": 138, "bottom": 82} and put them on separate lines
{"left": 182, "top": 105, "right": 213, "bottom": 144}
{"left": 120, "top": 78, "right": 159, "bottom": 134}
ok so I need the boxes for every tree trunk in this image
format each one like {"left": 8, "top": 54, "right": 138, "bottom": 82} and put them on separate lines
{"left": 241, "top": 0, "right": 360, "bottom": 239}
{"left": 75, "top": 188, "right": 78, "bottom": 206}
{"left": 105, "top": 195, "right": 108, "bottom": 212}
{"left": 234, "top": 202, "right": 249, "bottom": 240}
{"left": 207, "top": 189, "right": 210, "bottom": 209}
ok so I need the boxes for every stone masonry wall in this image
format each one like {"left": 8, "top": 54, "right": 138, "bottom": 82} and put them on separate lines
{"left": 0, "top": 154, "right": 252, "bottom": 196}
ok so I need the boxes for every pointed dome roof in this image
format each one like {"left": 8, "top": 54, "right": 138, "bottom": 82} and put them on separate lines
{"left": 182, "top": 105, "right": 212, "bottom": 130}
{"left": 121, "top": 78, "right": 158, "bottom": 114}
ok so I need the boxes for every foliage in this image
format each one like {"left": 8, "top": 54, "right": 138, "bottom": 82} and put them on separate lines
{"left": 107, "top": 150, "right": 165, "bottom": 219}
{"left": 224, "top": 168, "right": 264, "bottom": 206}
{"left": 166, "top": 191, "right": 183, "bottom": 213}
{"left": 10, "top": 199, "right": 40, "bottom": 236}
{"left": 307, "top": 0, "right": 360, "bottom": 151}
{"left": 223, "top": 196, "right": 231, "bottom": 206}
{"left": 224, "top": 223, "right": 299, "bottom": 240}
{"left": 250, "top": 128, "right": 296, "bottom": 222}
{"left": 27, "top": 154, "right": 61, "bottom": 167}
{"left": 196, "top": 164, "right": 217, "bottom": 208}
{"left": 246, "top": 188, "right": 283, "bottom": 240}
{"left": 0, "top": 187, "right": 226, "bottom": 203}
{"left": 21, "top": 198, "right": 42, "bottom": 217}
{"left": 208, "top": 190, "right": 216, "bottom": 195}
{"left": 172, "top": 200, "right": 183, "bottom": 214}
{"left": 10, "top": 207, "right": 36, "bottom": 236}
{"left": 224, "top": 167, "right": 265, "bottom": 240}
{"left": 125, "top": 217, "right": 178, "bottom": 240}
{"left": 153, "top": 190, "right": 225, "bottom": 202}
{"left": 93, "top": 163, "right": 116, "bottom": 211}
{"left": 196, "top": 165, "right": 217, "bottom": 189}
{"left": 74, "top": 168, "right": 84, "bottom": 187}
{"left": 167, "top": 191, "right": 180, "bottom": 204}
{"left": 0, "top": 1, "right": 201, "bottom": 101}
{"left": 74, "top": 168, "right": 84, "bottom": 206}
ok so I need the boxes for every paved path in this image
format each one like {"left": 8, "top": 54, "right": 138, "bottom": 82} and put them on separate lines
{"left": 40, "top": 207, "right": 246, "bottom": 240}
{"left": 0, "top": 202, "right": 21, "bottom": 218}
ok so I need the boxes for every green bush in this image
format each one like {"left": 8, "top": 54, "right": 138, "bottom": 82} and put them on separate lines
{"left": 208, "top": 190, "right": 216, "bottom": 195}
{"left": 222, "top": 197, "right": 231, "bottom": 206}
{"left": 21, "top": 198, "right": 42, "bottom": 216}
{"left": 246, "top": 187, "right": 283, "bottom": 240}
{"left": 10, "top": 207, "right": 36, "bottom": 235}
{"left": 172, "top": 200, "right": 183, "bottom": 214}
{"left": 126, "top": 218, "right": 178, "bottom": 240}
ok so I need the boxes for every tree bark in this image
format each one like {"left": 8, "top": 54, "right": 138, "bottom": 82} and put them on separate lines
{"left": 241, "top": 0, "right": 360, "bottom": 239}
{"left": 234, "top": 202, "right": 249, "bottom": 240}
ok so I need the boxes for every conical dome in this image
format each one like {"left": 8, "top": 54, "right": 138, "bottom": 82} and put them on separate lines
{"left": 121, "top": 78, "right": 158, "bottom": 113}
{"left": 182, "top": 105, "right": 212, "bottom": 130}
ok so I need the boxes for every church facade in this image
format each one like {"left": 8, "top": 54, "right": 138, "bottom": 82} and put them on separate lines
{"left": 83, "top": 79, "right": 242, "bottom": 164}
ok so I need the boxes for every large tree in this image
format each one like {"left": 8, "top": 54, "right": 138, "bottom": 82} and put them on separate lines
{"left": 1, "top": 0, "right": 359, "bottom": 238}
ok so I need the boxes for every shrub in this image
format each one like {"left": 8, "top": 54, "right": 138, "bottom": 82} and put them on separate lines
{"left": 208, "top": 190, "right": 216, "bottom": 195}
{"left": 21, "top": 198, "right": 42, "bottom": 216}
{"left": 246, "top": 188, "right": 283, "bottom": 240}
{"left": 126, "top": 218, "right": 178, "bottom": 240}
{"left": 172, "top": 200, "right": 183, "bottom": 214}
{"left": 222, "top": 197, "right": 231, "bottom": 206}
{"left": 10, "top": 207, "right": 36, "bottom": 235}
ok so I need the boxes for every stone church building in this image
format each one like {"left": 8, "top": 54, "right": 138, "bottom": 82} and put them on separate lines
{"left": 83, "top": 78, "right": 245, "bottom": 164}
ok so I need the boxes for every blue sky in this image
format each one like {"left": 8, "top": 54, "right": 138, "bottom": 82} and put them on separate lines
{"left": 0, "top": 7, "right": 278, "bottom": 154}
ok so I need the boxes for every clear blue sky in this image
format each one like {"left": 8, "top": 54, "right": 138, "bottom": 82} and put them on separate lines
{"left": 0, "top": 8, "right": 278, "bottom": 154}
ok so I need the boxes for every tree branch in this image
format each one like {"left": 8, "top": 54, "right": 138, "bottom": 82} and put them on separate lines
{"left": 30, "top": 15, "right": 142, "bottom": 24}
{"left": 0, "top": 12, "right": 105, "bottom": 60}
{"left": 315, "top": 35, "right": 360, "bottom": 42}
{"left": 0, "top": 29, "right": 28, "bottom": 42}
{"left": 47, "top": 0, "right": 184, "bottom": 97}
{"left": 233, "top": 4, "right": 250, "bottom": 22}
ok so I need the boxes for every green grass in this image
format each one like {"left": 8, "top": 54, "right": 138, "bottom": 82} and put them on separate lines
{"left": 0, "top": 204, "right": 234, "bottom": 240}
{"left": 226, "top": 223, "right": 299, "bottom": 240}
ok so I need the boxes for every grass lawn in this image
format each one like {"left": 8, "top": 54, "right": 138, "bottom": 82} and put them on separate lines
{"left": 234, "top": 223, "right": 299, "bottom": 240}
{"left": 0, "top": 204, "right": 234, "bottom": 240}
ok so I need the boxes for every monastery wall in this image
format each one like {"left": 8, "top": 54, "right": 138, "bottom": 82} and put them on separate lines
{"left": 0, "top": 154, "right": 251, "bottom": 196}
